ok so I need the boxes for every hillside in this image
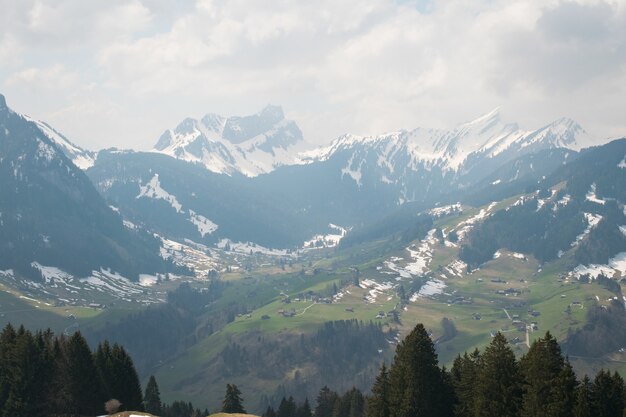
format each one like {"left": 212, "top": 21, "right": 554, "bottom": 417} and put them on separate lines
{"left": 0, "top": 94, "right": 181, "bottom": 281}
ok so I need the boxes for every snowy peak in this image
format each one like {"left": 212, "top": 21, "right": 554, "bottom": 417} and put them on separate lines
{"left": 153, "top": 105, "right": 307, "bottom": 176}
{"left": 25, "top": 117, "right": 96, "bottom": 169}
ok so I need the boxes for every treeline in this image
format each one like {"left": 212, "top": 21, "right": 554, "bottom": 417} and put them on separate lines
{"left": 87, "top": 280, "right": 230, "bottom": 373}
{"left": 0, "top": 324, "right": 209, "bottom": 417}
{"left": 460, "top": 192, "right": 586, "bottom": 268}
{"left": 0, "top": 324, "right": 142, "bottom": 416}
{"left": 237, "top": 324, "right": 626, "bottom": 417}
{"left": 218, "top": 320, "right": 390, "bottom": 403}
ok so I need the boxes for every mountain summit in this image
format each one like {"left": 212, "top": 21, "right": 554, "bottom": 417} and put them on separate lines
{"left": 153, "top": 105, "right": 308, "bottom": 176}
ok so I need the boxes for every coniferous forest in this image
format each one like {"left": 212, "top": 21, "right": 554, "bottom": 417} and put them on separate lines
{"left": 2, "top": 322, "right": 626, "bottom": 417}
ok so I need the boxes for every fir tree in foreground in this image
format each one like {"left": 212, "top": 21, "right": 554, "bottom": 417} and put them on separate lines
{"left": 387, "top": 323, "right": 454, "bottom": 417}
{"left": 144, "top": 375, "right": 163, "bottom": 415}
{"left": 222, "top": 383, "right": 247, "bottom": 413}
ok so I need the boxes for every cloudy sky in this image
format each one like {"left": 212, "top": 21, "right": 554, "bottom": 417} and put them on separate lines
{"left": 1, "top": 0, "right": 625, "bottom": 150}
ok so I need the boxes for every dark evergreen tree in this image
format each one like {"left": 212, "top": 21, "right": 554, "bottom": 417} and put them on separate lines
{"left": 316, "top": 386, "right": 339, "bottom": 417}
{"left": 573, "top": 375, "right": 592, "bottom": 417}
{"left": 387, "top": 323, "right": 453, "bottom": 417}
{"left": 451, "top": 349, "right": 480, "bottom": 417}
{"left": 347, "top": 387, "right": 365, "bottom": 417}
{"left": 277, "top": 396, "right": 297, "bottom": 417}
{"left": 222, "top": 383, "right": 246, "bottom": 413}
{"left": 297, "top": 398, "right": 313, "bottom": 417}
{"left": 520, "top": 332, "right": 577, "bottom": 417}
{"left": 591, "top": 370, "right": 624, "bottom": 417}
{"left": 474, "top": 333, "right": 521, "bottom": 417}
{"left": 367, "top": 364, "right": 390, "bottom": 417}
{"left": 65, "top": 332, "right": 105, "bottom": 416}
{"left": 264, "top": 405, "right": 277, "bottom": 417}
{"left": 144, "top": 375, "right": 162, "bottom": 415}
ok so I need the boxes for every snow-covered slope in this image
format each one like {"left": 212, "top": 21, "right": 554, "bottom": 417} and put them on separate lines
{"left": 153, "top": 105, "right": 310, "bottom": 176}
{"left": 302, "top": 108, "right": 592, "bottom": 174}
{"left": 21, "top": 115, "right": 96, "bottom": 169}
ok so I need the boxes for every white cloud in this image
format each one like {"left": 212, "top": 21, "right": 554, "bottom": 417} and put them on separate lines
{"left": 0, "top": 0, "right": 625, "bottom": 150}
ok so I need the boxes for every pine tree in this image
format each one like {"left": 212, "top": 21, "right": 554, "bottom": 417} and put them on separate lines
{"left": 316, "top": 386, "right": 339, "bottom": 417}
{"left": 144, "top": 375, "right": 162, "bottom": 415}
{"left": 387, "top": 323, "right": 453, "bottom": 417}
{"left": 222, "top": 383, "right": 246, "bottom": 413}
{"left": 348, "top": 388, "right": 365, "bottom": 417}
{"left": 591, "top": 370, "right": 624, "bottom": 417}
{"left": 297, "top": 398, "right": 313, "bottom": 417}
{"left": 451, "top": 349, "right": 480, "bottom": 417}
{"left": 367, "top": 364, "right": 390, "bottom": 417}
{"left": 520, "top": 332, "right": 576, "bottom": 417}
{"left": 65, "top": 332, "right": 105, "bottom": 416}
{"left": 474, "top": 333, "right": 521, "bottom": 417}
{"left": 277, "top": 396, "right": 297, "bottom": 417}
{"left": 573, "top": 375, "right": 592, "bottom": 417}
{"left": 263, "top": 405, "right": 277, "bottom": 417}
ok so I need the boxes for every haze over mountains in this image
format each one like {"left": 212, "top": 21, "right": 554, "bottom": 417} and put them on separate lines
{"left": 2, "top": 92, "right": 608, "bottom": 254}
{"left": 4, "top": 90, "right": 626, "bottom": 411}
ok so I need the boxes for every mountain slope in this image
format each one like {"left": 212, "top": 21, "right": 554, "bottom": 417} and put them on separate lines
{"left": 153, "top": 105, "right": 308, "bottom": 176}
{"left": 87, "top": 150, "right": 324, "bottom": 248}
{"left": 0, "top": 94, "right": 177, "bottom": 280}
{"left": 297, "top": 109, "right": 593, "bottom": 204}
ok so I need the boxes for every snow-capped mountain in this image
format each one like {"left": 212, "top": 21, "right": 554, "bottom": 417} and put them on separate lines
{"left": 21, "top": 114, "right": 96, "bottom": 169}
{"left": 153, "top": 105, "right": 309, "bottom": 176}
{"left": 0, "top": 93, "right": 178, "bottom": 280}
{"left": 302, "top": 108, "right": 592, "bottom": 178}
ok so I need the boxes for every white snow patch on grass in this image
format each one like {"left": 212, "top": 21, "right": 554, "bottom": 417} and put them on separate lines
{"left": 572, "top": 252, "right": 626, "bottom": 279}
{"left": 426, "top": 203, "right": 462, "bottom": 218}
{"left": 218, "top": 239, "right": 290, "bottom": 256}
{"left": 188, "top": 209, "right": 218, "bottom": 236}
{"left": 455, "top": 202, "right": 497, "bottom": 239}
{"left": 139, "top": 274, "right": 158, "bottom": 287}
{"left": 572, "top": 213, "right": 603, "bottom": 247}
{"left": 586, "top": 183, "right": 606, "bottom": 205}
{"left": 137, "top": 174, "right": 182, "bottom": 212}
{"left": 303, "top": 224, "right": 347, "bottom": 249}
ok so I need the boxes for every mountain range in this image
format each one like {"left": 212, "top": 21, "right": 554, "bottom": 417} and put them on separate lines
{"left": 0, "top": 91, "right": 613, "bottom": 276}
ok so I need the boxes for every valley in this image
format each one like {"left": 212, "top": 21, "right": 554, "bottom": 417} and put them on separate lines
{"left": 1, "top": 92, "right": 626, "bottom": 413}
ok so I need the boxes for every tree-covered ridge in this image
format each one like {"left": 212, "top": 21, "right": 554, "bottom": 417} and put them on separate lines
{"left": 460, "top": 139, "right": 626, "bottom": 269}
{"left": 0, "top": 324, "right": 143, "bottom": 416}
{"left": 253, "top": 325, "right": 626, "bottom": 417}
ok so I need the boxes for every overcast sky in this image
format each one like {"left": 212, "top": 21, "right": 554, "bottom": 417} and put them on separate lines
{"left": 1, "top": 0, "right": 625, "bottom": 151}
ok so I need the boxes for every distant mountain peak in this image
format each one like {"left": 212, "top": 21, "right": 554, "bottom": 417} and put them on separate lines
{"left": 152, "top": 105, "right": 307, "bottom": 176}
{"left": 0, "top": 94, "right": 7, "bottom": 112}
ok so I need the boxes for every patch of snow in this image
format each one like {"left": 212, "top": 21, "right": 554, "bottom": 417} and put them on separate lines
{"left": 426, "top": 203, "right": 462, "bottom": 218}
{"left": 160, "top": 237, "right": 218, "bottom": 277}
{"left": 618, "top": 155, "right": 626, "bottom": 169}
{"left": 511, "top": 252, "right": 526, "bottom": 260}
{"left": 188, "top": 209, "right": 218, "bottom": 236}
{"left": 493, "top": 251, "right": 501, "bottom": 259}
{"left": 586, "top": 183, "right": 606, "bottom": 205}
{"left": 123, "top": 219, "right": 137, "bottom": 229}
{"left": 455, "top": 202, "right": 498, "bottom": 239}
{"left": 411, "top": 279, "right": 446, "bottom": 300}
{"left": 572, "top": 252, "right": 626, "bottom": 279}
{"left": 360, "top": 279, "right": 394, "bottom": 303}
{"left": 139, "top": 274, "right": 158, "bottom": 287}
{"left": 217, "top": 239, "right": 291, "bottom": 257}
{"left": 303, "top": 224, "right": 347, "bottom": 249}
{"left": 572, "top": 213, "right": 603, "bottom": 247}
{"left": 136, "top": 174, "right": 182, "bottom": 213}
{"left": 341, "top": 155, "right": 364, "bottom": 187}
{"left": 491, "top": 179, "right": 502, "bottom": 185}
